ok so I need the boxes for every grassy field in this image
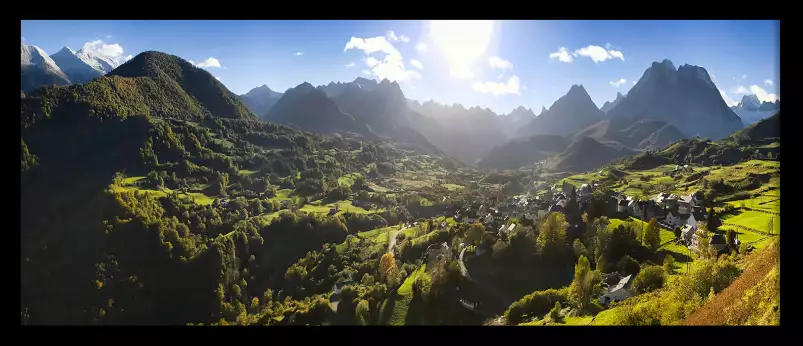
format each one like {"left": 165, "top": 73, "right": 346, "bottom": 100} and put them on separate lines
{"left": 338, "top": 173, "right": 363, "bottom": 188}
{"left": 758, "top": 142, "right": 780, "bottom": 149}
{"left": 521, "top": 315, "right": 594, "bottom": 326}
{"left": 720, "top": 210, "right": 780, "bottom": 234}
{"left": 274, "top": 189, "right": 293, "bottom": 201}
{"left": 300, "top": 200, "right": 387, "bottom": 216}
{"left": 380, "top": 264, "right": 427, "bottom": 325}
{"left": 238, "top": 169, "right": 257, "bottom": 176}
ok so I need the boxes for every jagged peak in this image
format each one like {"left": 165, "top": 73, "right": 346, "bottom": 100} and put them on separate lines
{"left": 57, "top": 46, "right": 76, "bottom": 55}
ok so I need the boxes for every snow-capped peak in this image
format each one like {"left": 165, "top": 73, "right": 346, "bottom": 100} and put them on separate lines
{"left": 21, "top": 44, "right": 64, "bottom": 74}
{"left": 75, "top": 48, "right": 119, "bottom": 74}
{"left": 58, "top": 46, "right": 76, "bottom": 55}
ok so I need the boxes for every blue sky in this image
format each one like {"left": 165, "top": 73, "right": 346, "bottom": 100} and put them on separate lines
{"left": 22, "top": 20, "right": 780, "bottom": 114}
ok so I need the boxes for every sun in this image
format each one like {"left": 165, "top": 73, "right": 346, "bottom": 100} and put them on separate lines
{"left": 428, "top": 20, "right": 495, "bottom": 79}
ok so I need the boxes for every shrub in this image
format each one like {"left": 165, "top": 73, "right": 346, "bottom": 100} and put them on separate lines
{"left": 632, "top": 265, "right": 666, "bottom": 293}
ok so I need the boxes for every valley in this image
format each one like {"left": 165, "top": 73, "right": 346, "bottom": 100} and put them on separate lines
{"left": 20, "top": 20, "right": 780, "bottom": 327}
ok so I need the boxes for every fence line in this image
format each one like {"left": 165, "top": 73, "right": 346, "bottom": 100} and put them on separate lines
{"left": 721, "top": 222, "right": 775, "bottom": 237}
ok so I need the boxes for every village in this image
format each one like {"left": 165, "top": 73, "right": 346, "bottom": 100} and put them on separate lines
{"left": 444, "top": 178, "right": 738, "bottom": 307}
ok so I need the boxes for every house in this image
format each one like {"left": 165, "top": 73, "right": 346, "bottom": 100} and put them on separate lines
{"left": 550, "top": 199, "right": 567, "bottom": 213}
{"left": 678, "top": 194, "right": 696, "bottom": 214}
{"left": 507, "top": 223, "right": 516, "bottom": 233}
{"left": 680, "top": 225, "right": 696, "bottom": 244}
{"left": 643, "top": 201, "right": 666, "bottom": 220}
{"left": 600, "top": 274, "right": 635, "bottom": 305}
{"left": 617, "top": 199, "right": 629, "bottom": 213}
{"left": 665, "top": 210, "right": 683, "bottom": 228}
{"left": 498, "top": 224, "right": 507, "bottom": 234}
{"left": 628, "top": 200, "right": 643, "bottom": 218}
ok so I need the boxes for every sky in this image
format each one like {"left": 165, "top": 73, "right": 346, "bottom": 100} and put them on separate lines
{"left": 21, "top": 20, "right": 780, "bottom": 114}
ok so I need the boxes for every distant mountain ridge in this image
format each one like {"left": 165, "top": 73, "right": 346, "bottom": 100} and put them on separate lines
{"left": 730, "top": 94, "right": 780, "bottom": 126}
{"left": 239, "top": 85, "right": 284, "bottom": 117}
{"left": 515, "top": 84, "right": 604, "bottom": 138}
{"left": 607, "top": 59, "right": 743, "bottom": 139}
{"left": 21, "top": 43, "right": 124, "bottom": 92}
{"left": 600, "top": 92, "right": 625, "bottom": 114}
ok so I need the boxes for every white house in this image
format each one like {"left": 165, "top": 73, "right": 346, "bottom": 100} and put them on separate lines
{"left": 628, "top": 200, "right": 643, "bottom": 218}
{"left": 665, "top": 211, "right": 683, "bottom": 228}
{"left": 678, "top": 195, "right": 695, "bottom": 214}
{"left": 680, "top": 224, "right": 696, "bottom": 244}
{"left": 600, "top": 274, "right": 634, "bottom": 306}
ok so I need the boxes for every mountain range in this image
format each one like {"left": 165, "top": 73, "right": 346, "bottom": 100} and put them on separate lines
{"left": 22, "top": 46, "right": 777, "bottom": 172}
{"left": 21, "top": 44, "right": 122, "bottom": 92}
{"left": 730, "top": 94, "right": 780, "bottom": 126}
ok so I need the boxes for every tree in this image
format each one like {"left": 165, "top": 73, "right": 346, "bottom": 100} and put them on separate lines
{"left": 537, "top": 212, "right": 569, "bottom": 259}
{"left": 573, "top": 239, "right": 587, "bottom": 258}
{"left": 617, "top": 255, "right": 640, "bottom": 276}
{"left": 725, "top": 229, "right": 737, "bottom": 250}
{"left": 696, "top": 224, "right": 712, "bottom": 259}
{"left": 663, "top": 255, "right": 676, "bottom": 275}
{"left": 632, "top": 265, "right": 666, "bottom": 293}
{"left": 466, "top": 222, "right": 486, "bottom": 246}
{"left": 361, "top": 273, "right": 375, "bottom": 286}
{"left": 355, "top": 299, "right": 370, "bottom": 325}
{"left": 549, "top": 301, "right": 562, "bottom": 322}
{"left": 379, "top": 253, "right": 399, "bottom": 286}
{"left": 643, "top": 218, "right": 661, "bottom": 251}
{"left": 674, "top": 227, "right": 682, "bottom": 241}
{"left": 352, "top": 175, "right": 366, "bottom": 191}
{"left": 707, "top": 208, "right": 721, "bottom": 233}
{"left": 568, "top": 255, "right": 599, "bottom": 310}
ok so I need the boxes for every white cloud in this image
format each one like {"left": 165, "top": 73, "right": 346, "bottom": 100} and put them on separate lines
{"left": 472, "top": 75, "right": 522, "bottom": 96}
{"left": 548, "top": 47, "right": 574, "bottom": 63}
{"left": 345, "top": 62, "right": 356, "bottom": 67}
{"left": 574, "top": 45, "right": 625, "bottom": 63}
{"left": 386, "top": 30, "right": 410, "bottom": 43}
{"left": 193, "top": 57, "right": 222, "bottom": 69}
{"left": 415, "top": 42, "right": 427, "bottom": 53}
{"left": 294, "top": 52, "right": 304, "bottom": 56}
{"left": 765, "top": 79, "right": 773, "bottom": 86}
{"left": 733, "top": 85, "right": 750, "bottom": 94}
{"left": 345, "top": 34, "right": 420, "bottom": 82}
{"left": 749, "top": 85, "right": 779, "bottom": 102}
{"left": 610, "top": 78, "right": 627, "bottom": 87}
{"left": 410, "top": 59, "right": 424, "bottom": 69}
{"left": 488, "top": 56, "right": 513, "bottom": 70}
{"left": 361, "top": 69, "right": 371, "bottom": 75}
{"left": 742, "top": 74, "right": 747, "bottom": 79}
{"left": 124, "top": 55, "right": 133, "bottom": 62}
{"left": 81, "top": 39, "right": 128, "bottom": 65}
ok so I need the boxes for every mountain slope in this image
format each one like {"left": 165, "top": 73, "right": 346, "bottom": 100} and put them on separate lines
{"left": 240, "top": 85, "right": 283, "bottom": 117}
{"left": 607, "top": 60, "right": 743, "bottom": 140}
{"left": 545, "top": 136, "right": 635, "bottom": 173}
{"left": 50, "top": 46, "right": 104, "bottom": 84}
{"left": 572, "top": 117, "right": 686, "bottom": 150}
{"left": 516, "top": 85, "right": 604, "bottom": 138}
{"left": 477, "top": 134, "right": 569, "bottom": 170}
{"left": 107, "top": 51, "right": 254, "bottom": 119}
{"left": 265, "top": 82, "right": 370, "bottom": 136}
{"left": 600, "top": 92, "right": 625, "bottom": 114}
{"left": 22, "top": 51, "right": 255, "bottom": 125}
{"left": 21, "top": 44, "right": 71, "bottom": 92}
{"left": 728, "top": 111, "right": 780, "bottom": 144}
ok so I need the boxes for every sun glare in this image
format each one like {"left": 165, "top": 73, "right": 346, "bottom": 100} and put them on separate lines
{"left": 428, "top": 20, "right": 495, "bottom": 79}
